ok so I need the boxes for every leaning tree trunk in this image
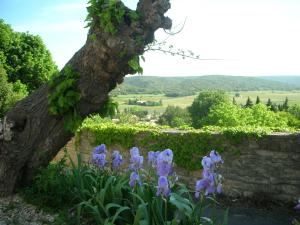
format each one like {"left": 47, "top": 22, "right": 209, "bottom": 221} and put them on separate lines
{"left": 0, "top": 0, "right": 172, "bottom": 196}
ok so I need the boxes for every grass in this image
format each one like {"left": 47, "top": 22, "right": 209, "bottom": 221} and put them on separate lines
{"left": 113, "top": 91, "right": 300, "bottom": 114}
{"left": 230, "top": 90, "right": 300, "bottom": 105}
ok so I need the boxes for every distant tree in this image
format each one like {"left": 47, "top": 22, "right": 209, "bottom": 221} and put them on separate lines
{"left": 188, "top": 91, "right": 229, "bottom": 128}
{"left": 0, "top": 20, "right": 58, "bottom": 92}
{"left": 232, "top": 97, "right": 237, "bottom": 105}
{"left": 201, "top": 102, "right": 243, "bottom": 127}
{"left": 255, "top": 96, "right": 261, "bottom": 104}
{"left": 202, "top": 102, "right": 295, "bottom": 128}
{"left": 266, "top": 98, "right": 272, "bottom": 107}
{"left": 271, "top": 103, "right": 279, "bottom": 112}
{"left": 124, "top": 107, "right": 148, "bottom": 119}
{"left": 282, "top": 97, "right": 289, "bottom": 111}
{"left": 235, "top": 92, "right": 240, "bottom": 97}
{"left": 245, "top": 97, "right": 253, "bottom": 108}
{"left": 288, "top": 105, "right": 300, "bottom": 120}
{"left": 158, "top": 106, "right": 191, "bottom": 127}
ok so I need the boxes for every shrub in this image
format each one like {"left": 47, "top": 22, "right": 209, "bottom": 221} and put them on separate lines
{"left": 188, "top": 91, "right": 229, "bottom": 128}
{"left": 158, "top": 106, "right": 191, "bottom": 128}
{"left": 201, "top": 102, "right": 299, "bottom": 129}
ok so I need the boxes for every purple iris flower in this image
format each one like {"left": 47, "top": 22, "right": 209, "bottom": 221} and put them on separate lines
{"left": 157, "top": 149, "right": 173, "bottom": 163}
{"left": 130, "top": 155, "right": 143, "bottom": 170}
{"left": 210, "top": 150, "right": 223, "bottom": 164}
{"left": 93, "top": 144, "right": 107, "bottom": 155}
{"left": 92, "top": 153, "right": 107, "bottom": 168}
{"left": 195, "top": 150, "right": 223, "bottom": 198}
{"left": 112, "top": 151, "right": 123, "bottom": 170}
{"left": 129, "top": 172, "right": 140, "bottom": 188}
{"left": 195, "top": 179, "right": 209, "bottom": 198}
{"left": 295, "top": 198, "right": 300, "bottom": 210}
{"left": 148, "top": 151, "right": 160, "bottom": 167}
{"left": 156, "top": 176, "right": 170, "bottom": 197}
{"left": 157, "top": 160, "right": 173, "bottom": 177}
{"left": 156, "top": 149, "right": 174, "bottom": 176}
{"left": 130, "top": 147, "right": 140, "bottom": 157}
{"left": 129, "top": 147, "right": 143, "bottom": 171}
{"left": 201, "top": 156, "right": 212, "bottom": 170}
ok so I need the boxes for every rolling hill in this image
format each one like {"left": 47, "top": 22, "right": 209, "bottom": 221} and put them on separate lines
{"left": 112, "top": 75, "right": 300, "bottom": 96}
{"left": 260, "top": 76, "right": 300, "bottom": 87}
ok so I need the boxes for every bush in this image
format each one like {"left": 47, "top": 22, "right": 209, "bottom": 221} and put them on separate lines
{"left": 158, "top": 106, "right": 191, "bottom": 128}
{"left": 289, "top": 105, "right": 300, "bottom": 120}
{"left": 22, "top": 155, "right": 75, "bottom": 210}
{"left": 188, "top": 91, "right": 229, "bottom": 128}
{"left": 201, "top": 102, "right": 299, "bottom": 129}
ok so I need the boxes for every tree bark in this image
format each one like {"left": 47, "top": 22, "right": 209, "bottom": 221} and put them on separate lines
{"left": 0, "top": 0, "right": 172, "bottom": 196}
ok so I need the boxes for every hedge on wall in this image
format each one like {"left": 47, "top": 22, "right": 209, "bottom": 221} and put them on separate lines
{"left": 75, "top": 116, "right": 299, "bottom": 170}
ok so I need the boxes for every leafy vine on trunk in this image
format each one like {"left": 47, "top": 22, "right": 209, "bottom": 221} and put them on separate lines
{"left": 48, "top": 65, "right": 82, "bottom": 132}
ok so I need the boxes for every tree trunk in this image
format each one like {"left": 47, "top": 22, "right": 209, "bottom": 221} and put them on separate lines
{"left": 0, "top": 0, "right": 172, "bottom": 196}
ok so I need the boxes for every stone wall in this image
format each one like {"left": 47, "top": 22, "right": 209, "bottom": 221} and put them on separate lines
{"left": 54, "top": 130, "right": 300, "bottom": 203}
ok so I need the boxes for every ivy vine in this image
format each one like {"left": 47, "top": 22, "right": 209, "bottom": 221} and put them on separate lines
{"left": 48, "top": 65, "right": 82, "bottom": 132}
{"left": 85, "top": 0, "right": 139, "bottom": 35}
{"left": 128, "top": 56, "right": 143, "bottom": 74}
{"left": 77, "top": 119, "right": 272, "bottom": 170}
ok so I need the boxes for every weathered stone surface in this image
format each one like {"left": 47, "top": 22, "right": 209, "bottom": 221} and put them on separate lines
{"left": 53, "top": 130, "right": 300, "bottom": 203}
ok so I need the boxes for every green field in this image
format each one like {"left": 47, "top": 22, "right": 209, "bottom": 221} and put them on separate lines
{"left": 113, "top": 91, "right": 300, "bottom": 114}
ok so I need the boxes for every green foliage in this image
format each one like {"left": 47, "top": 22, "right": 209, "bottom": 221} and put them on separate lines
{"left": 86, "top": 0, "right": 129, "bottom": 35}
{"left": 0, "top": 20, "right": 58, "bottom": 92}
{"left": 255, "top": 96, "right": 261, "bottom": 104}
{"left": 48, "top": 65, "right": 82, "bottom": 132}
{"left": 78, "top": 117, "right": 284, "bottom": 170}
{"left": 128, "top": 98, "right": 162, "bottom": 107}
{"left": 244, "top": 96, "right": 253, "bottom": 108}
{"left": 289, "top": 104, "right": 300, "bottom": 120}
{"left": 98, "top": 98, "right": 119, "bottom": 118}
{"left": 0, "top": 66, "right": 28, "bottom": 118}
{"left": 201, "top": 102, "right": 299, "bottom": 130}
{"left": 188, "top": 91, "right": 229, "bottom": 128}
{"left": 118, "top": 112, "right": 140, "bottom": 124}
{"left": 128, "top": 56, "right": 143, "bottom": 74}
{"left": 21, "top": 156, "right": 75, "bottom": 210}
{"left": 0, "top": 67, "right": 13, "bottom": 117}
{"left": 158, "top": 106, "right": 191, "bottom": 128}
{"left": 124, "top": 107, "right": 148, "bottom": 118}
{"left": 23, "top": 152, "right": 227, "bottom": 225}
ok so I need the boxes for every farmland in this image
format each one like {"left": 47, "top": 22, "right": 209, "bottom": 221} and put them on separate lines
{"left": 113, "top": 90, "right": 300, "bottom": 114}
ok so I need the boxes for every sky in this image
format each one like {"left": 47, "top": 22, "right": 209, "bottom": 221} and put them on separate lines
{"left": 1, "top": 0, "right": 300, "bottom": 76}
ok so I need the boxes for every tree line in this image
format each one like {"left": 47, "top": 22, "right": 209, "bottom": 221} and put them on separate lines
{"left": 234, "top": 96, "right": 290, "bottom": 112}
{"left": 158, "top": 91, "right": 300, "bottom": 129}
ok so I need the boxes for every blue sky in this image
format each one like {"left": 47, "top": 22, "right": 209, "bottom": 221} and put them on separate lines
{"left": 1, "top": 0, "right": 300, "bottom": 76}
